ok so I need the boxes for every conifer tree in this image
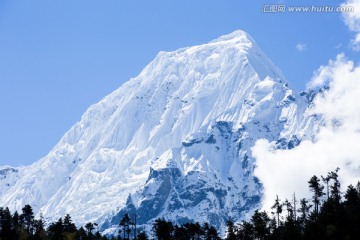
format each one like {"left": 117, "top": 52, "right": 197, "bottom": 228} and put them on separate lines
{"left": 63, "top": 214, "right": 77, "bottom": 233}
{"left": 225, "top": 218, "right": 236, "bottom": 240}
{"left": 12, "top": 211, "right": 20, "bottom": 239}
{"left": 119, "top": 214, "right": 131, "bottom": 240}
{"left": 85, "top": 222, "right": 95, "bottom": 236}
{"left": 284, "top": 199, "right": 293, "bottom": 219}
{"left": 33, "top": 215, "right": 45, "bottom": 238}
{"left": 237, "top": 221, "right": 254, "bottom": 240}
{"left": 321, "top": 173, "right": 331, "bottom": 199}
{"left": 20, "top": 204, "right": 35, "bottom": 235}
{"left": 250, "top": 210, "right": 270, "bottom": 240}
{"left": 152, "top": 218, "right": 173, "bottom": 240}
{"left": 271, "top": 195, "right": 283, "bottom": 226}
{"left": 0, "top": 207, "right": 13, "bottom": 240}
{"left": 48, "top": 218, "right": 64, "bottom": 240}
{"left": 308, "top": 175, "right": 325, "bottom": 219}
{"left": 202, "top": 222, "right": 220, "bottom": 240}
{"left": 297, "top": 198, "right": 311, "bottom": 227}
{"left": 329, "top": 168, "right": 341, "bottom": 202}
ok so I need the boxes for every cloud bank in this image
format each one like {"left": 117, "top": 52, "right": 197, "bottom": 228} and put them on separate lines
{"left": 252, "top": 54, "right": 360, "bottom": 210}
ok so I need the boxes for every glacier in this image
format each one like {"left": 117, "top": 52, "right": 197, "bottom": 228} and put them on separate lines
{"left": 0, "top": 30, "right": 320, "bottom": 232}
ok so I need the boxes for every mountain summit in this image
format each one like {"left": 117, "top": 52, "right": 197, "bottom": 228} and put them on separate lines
{"left": 0, "top": 30, "right": 317, "bottom": 232}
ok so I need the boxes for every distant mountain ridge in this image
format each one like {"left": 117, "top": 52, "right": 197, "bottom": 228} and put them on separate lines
{"left": 0, "top": 30, "right": 319, "bottom": 233}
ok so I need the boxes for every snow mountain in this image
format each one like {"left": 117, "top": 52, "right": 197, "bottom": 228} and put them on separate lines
{"left": 0, "top": 30, "right": 318, "bottom": 232}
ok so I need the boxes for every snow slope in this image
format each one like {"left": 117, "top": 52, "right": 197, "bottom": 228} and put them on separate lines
{"left": 0, "top": 30, "right": 319, "bottom": 231}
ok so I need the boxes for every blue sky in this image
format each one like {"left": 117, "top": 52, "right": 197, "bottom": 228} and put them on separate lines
{"left": 0, "top": 0, "right": 358, "bottom": 166}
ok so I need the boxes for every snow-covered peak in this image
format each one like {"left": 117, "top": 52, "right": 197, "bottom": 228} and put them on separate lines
{"left": 144, "top": 30, "right": 285, "bottom": 85}
{"left": 209, "top": 30, "right": 257, "bottom": 49}
{"left": 0, "top": 30, "right": 316, "bottom": 232}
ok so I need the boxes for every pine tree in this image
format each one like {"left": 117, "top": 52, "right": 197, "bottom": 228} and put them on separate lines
{"left": 131, "top": 214, "right": 137, "bottom": 240}
{"left": 173, "top": 224, "right": 186, "bottom": 240}
{"left": 225, "top": 218, "right": 236, "bottom": 240}
{"left": 250, "top": 210, "right": 270, "bottom": 240}
{"left": 12, "top": 211, "right": 20, "bottom": 239}
{"left": 271, "top": 195, "right": 283, "bottom": 227}
{"left": 202, "top": 222, "right": 220, "bottom": 240}
{"left": 85, "top": 222, "right": 95, "bottom": 236}
{"left": 321, "top": 173, "right": 331, "bottom": 199}
{"left": 297, "top": 198, "right": 311, "bottom": 227}
{"left": 237, "top": 221, "right": 253, "bottom": 240}
{"left": 284, "top": 199, "right": 293, "bottom": 219}
{"left": 343, "top": 183, "right": 360, "bottom": 239}
{"left": 63, "top": 214, "right": 77, "bottom": 233}
{"left": 33, "top": 215, "right": 45, "bottom": 239}
{"left": 308, "top": 175, "right": 325, "bottom": 219}
{"left": 152, "top": 218, "right": 173, "bottom": 240}
{"left": 20, "top": 204, "right": 35, "bottom": 235}
{"left": 77, "top": 227, "right": 88, "bottom": 240}
{"left": 282, "top": 216, "right": 301, "bottom": 240}
{"left": 329, "top": 168, "right": 341, "bottom": 202}
{"left": 48, "top": 218, "right": 64, "bottom": 240}
{"left": 0, "top": 207, "right": 13, "bottom": 240}
{"left": 119, "top": 214, "right": 131, "bottom": 240}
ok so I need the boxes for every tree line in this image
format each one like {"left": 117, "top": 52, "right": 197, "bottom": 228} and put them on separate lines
{"left": 225, "top": 168, "right": 360, "bottom": 240}
{"left": 0, "top": 206, "right": 220, "bottom": 240}
{"left": 1, "top": 168, "right": 359, "bottom": 239}
{"left": 0, "top": 204, "right": 107, "bottom": 240}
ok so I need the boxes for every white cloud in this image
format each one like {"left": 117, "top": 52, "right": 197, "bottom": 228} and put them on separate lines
{"left": 341, "top": 0, "right": 360, "bottom": 32}
{"left": 341, "top": 0, "right": 360, "bottom": 50}
{"left": 351, "top": 33, "right": 360, "bottom": 51}
{"left": 252, "top": 54, "right": 360, "bottom": 210}
{"left": 296, "top": 43, "right": 307, "bottom": 52}
{"left": 307, "top": 54, "right": 353, "bottom": 88}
